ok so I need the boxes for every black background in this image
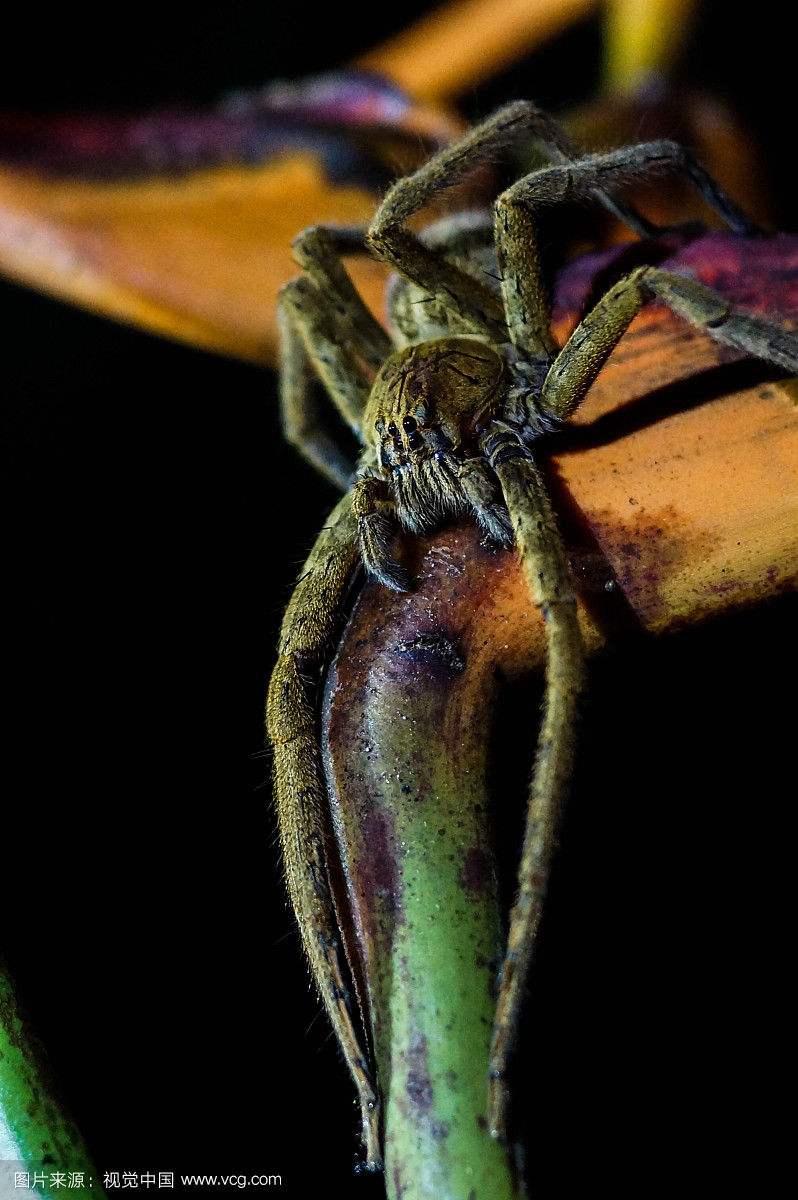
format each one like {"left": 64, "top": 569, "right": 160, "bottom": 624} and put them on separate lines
{"left": 1, "top": 3, "right": 794, "bottom": 1197}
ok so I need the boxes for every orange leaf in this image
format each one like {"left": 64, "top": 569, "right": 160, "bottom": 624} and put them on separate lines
{"left": 0, "top": 154, "right": 387, "bottom": 364}
{"left": 356, "top": 0, "right": 598, "bottom": 102}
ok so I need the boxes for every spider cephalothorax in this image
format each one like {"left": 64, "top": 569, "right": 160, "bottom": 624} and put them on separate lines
{"left": 362, "top": 337, "right": 511, "bottom": 552}
{"left": 371, "top": 339, "right": 503, "bottom": 464}
{"left": 266, "top": 99, "right": 798, "bottom": 1171}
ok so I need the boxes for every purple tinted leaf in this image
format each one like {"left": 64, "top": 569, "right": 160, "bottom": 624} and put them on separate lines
{"left": 0, "top": 70, "right": 452, "bottom": 181}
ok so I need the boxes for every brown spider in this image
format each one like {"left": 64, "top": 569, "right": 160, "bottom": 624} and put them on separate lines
{"left": 266, "top": 100, "right": 798, "bottom": 1171}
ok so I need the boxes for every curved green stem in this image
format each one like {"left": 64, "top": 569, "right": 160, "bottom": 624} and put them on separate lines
{"left": 322, "top": 530, "right": 526, "bottom": 1200}
{"left": 1, "top": 962, "right": 105, "bottom": 1200}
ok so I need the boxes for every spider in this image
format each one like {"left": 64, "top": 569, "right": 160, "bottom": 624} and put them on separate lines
{"left": 266, "top": 100, "right": 798, "bottom": 1171}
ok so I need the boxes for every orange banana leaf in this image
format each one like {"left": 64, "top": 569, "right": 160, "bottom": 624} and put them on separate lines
{"left": 0, "top": 74, "right": 461, "bottom": 365}
{"left": 0, "top": 153, "right": 384, "bottom": 365}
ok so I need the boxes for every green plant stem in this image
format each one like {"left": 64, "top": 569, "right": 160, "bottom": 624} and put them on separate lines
{"left": 1, "top": 962, "right": 105, "bottom": 1200}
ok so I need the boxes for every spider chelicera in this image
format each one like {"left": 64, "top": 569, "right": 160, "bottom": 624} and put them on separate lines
{"left": 266, "top": 100, "right": 798, "bottom": 1170}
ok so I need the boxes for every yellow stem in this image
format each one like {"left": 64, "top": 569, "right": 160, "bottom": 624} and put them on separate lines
{"left": 602, "top": 0, "right": 698, "bottom": 93}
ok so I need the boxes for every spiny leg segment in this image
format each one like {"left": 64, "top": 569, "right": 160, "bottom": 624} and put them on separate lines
{"left": 495, "top": 138, "right": 761, "bottom": 361}
{"left": 266, "top": 493, "right": 384, "bottom": 1169}
{"left": 541, "top": 265, "right": 798, "bottom": 418}
{"left": 366, "top": 100, "right": 752, "bottom": 351}
{"left": 290, "top": 225, "right": 392, "bottom": 371}
{"left": 481, "top": 426, "right": 586, "bottom": 1140}
{"left": 278, "top": 225, "right": 387, "bottom": 490}
{"left": 277, "top": 278, "right": 368, "bottom": 488}
{"left": 366, "top": 99, "right": 627, "bottom": 341}
{"left": 479, "top": 263, "right": 797, "bottom": 1145}
{"left": 277, "top": 298, "right": 357, "bottom": 490}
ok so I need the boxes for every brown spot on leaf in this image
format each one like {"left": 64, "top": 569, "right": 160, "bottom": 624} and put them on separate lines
{"left": 586, "top": 504, "right": 721, "bottom": 623}
{"left": 355, "top": 808, "right": 404, "bottom": 925}
{"left": 459, "top": 846, "right": 492, "bottom": 899}
{"left": 392, "top": 1164, "right": 406, "bottom": 1199}
{"left": 404, "top": 1033, "right": 433, "bottom": 1113}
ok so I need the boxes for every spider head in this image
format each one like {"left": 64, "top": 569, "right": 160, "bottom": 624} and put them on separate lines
{"left": 366, "top": 337, "right": 504, "bottom": 473}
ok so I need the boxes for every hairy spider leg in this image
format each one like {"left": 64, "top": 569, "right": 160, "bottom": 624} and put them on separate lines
{"left": 386, "top": 212, "right": 500, "bottom": 345}
{"left": 290, "top": 225, "right": 392, "bottom": 370}
{"left": 541, "top": 265, "right": 798, "bottom": 418}
{"left": 477, "top": 427, "right": 586, "bottom": 1140}
{"left": 481, "top": 269, "right": 797, "bottom": 1141}
{"left": 277, "top": 275, "right": 370, "bottom": 488}
{"left": 266, "top": 492, "right": 384, "bottom": 1170}
{"left": 276, "top": 300, "right": 355, "bottom": 489}
{"left": 365, "top": 100, "right": 700, "bottom": 344}
{"left": 494, "top": 139, "right": 763, "bottom": 361}
{"left": 485, "top": 148, "right": 787, "bottom": 1139}
{"left": 365, "top": 101, "right": 577, "bottom": 340}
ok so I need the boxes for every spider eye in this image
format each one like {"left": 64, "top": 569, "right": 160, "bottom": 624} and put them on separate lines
{"left": 402, "top": 416, "right": 417, "bottom": 434}
{"left": 387, "top": 421, "right": 398, "bottom": 436}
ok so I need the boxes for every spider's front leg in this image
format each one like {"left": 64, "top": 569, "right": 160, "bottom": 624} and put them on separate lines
{"left": 278, "top": 278, "right": 368, "bottom": 489}
{"left": 266, "top": 491, "right": 385, "bottom": 1170}
{"left": 494, "top": 138, "right": 761, "bottom": 363}
{"left": 366, "top": 100, "right": 655, "bottom": 343}
{"left": 540, "top": 265, "right": 798, "bottom": 422}
{"left": 290, "top": 224, "right": 392, "bottom": 370}
{"left": 278, "top": 225, "right": 390, "bottom": 490}
{"left": 480, "top": 425, "right": 586, "bottom": 1142}
{"left": 272, "top": 236, "right": 402, "bottom": 1167}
